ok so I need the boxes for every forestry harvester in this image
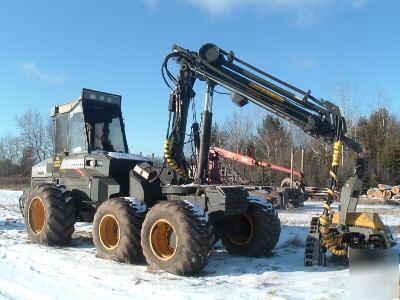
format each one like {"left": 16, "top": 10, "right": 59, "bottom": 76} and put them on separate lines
{"left": 20, "top": 43, "right": 395, "bottom": 275}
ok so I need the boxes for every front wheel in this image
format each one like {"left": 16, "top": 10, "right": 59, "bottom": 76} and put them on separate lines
{"left": 220, "top": 197, "right": 281, "bottom": 256}
{"left": 141, "top": 200, "right": 214, "bottom": 276}
{"left": 24, "top": 183, "right": 76, "bottom": 245}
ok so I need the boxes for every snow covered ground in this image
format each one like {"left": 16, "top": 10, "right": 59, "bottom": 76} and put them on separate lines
{"left": 0, "top": 190, "right": 398, "bottom": 300}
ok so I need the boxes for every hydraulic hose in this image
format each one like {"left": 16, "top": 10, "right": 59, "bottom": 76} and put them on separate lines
{"left": 319, "top": 140, "right": 348, "bottom": 256}
{"left": 164, "top": 139, "right": 189, "bottom": 179}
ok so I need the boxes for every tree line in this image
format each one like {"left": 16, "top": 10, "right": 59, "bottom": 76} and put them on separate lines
{"left": 210, "top": 106, "right": 400, "bottom": 190}
{"left": 0, "top": 110, "right": 52, "bottom": 179}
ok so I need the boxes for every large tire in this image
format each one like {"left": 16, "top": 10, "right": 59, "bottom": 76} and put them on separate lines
{"left": 250, "top": 190, "right": 283, "bottom": 209}
{"left": 141, "top": 200, "right": 214, "bottom": 276}
{"left": 220, "top": 196, "right": 281, "bottom": 256}
{"left": 24, "top": 183, "right": 76, "bottom": 245}
{"left": 93, "top": 198, "right": 146, "bottom": 264}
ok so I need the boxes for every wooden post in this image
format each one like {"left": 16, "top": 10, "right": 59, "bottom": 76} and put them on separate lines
{"left": 262, "top": 167, "right": 265, "bottom": 184}
{"left": 152, "top": 153, "right": 155, "bottom": 164}
{"left": 301, "top": 148, "right": 305, "bottom": 174}
{"left": 290, "top": 147, "right": 294, "bottom": 189}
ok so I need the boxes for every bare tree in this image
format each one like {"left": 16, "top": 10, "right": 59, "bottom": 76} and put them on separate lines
{"left": 222, "top": 111, "right": 255, "bottom": 154}
{"left": 0, "top": 133, "right": 23, "bottom": 163}
{"left": 16, "top": 109, "right": 53, "bottom": 162}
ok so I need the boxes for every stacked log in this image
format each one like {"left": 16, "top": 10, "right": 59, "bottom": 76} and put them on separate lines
{"left": 373, "top": 188, "right": 383, "bottom": 198}
{"left": 391, "top": 185, "right": 400, "bottom": 195}
{"left": 307, "top": 183, "right": 400, "bottom": 203}
{"left": 379, "top": 184, "right": 392, "bottom": 200}
{"left": 383, "top": 190, "right": 392, "bottom": 200}
{"left": 364, "top": 183, "right": 400, "bottom": 201}
{"left": 377, "top": 184, "right": 392, "bottom": 191}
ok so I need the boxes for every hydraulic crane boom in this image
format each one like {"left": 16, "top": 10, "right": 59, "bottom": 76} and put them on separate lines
{"left": 163, "top": 43, "right": 362, "bottom": 185}
{"left": 173, "top": 43, "right": 345, "bottom": 140}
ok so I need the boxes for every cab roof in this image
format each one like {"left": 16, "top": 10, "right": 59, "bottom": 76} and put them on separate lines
{"left": 50, "top": 88, "right": 122, "bottom": 116}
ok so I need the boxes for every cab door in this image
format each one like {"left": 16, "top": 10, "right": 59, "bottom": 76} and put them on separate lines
{"left": 54, "top": 103, "right": 90, "bottom": 195}
{"left": 53, "top": 112, "right": 68, "bottom": 177}
{"left": 59, "top": 103, "right": 89, "bottom": 179}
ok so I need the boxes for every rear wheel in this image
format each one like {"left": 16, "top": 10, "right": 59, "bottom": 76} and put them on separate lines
{"left": 93, "top": 198, "right": 146, "bottom": 263}
{"left": 24, "top": 183, "right": 76, "bottom": 245}
{"left": 250, "top": 190, "right": 283, "bottom": 209}
{"left": 141, "top": 200, "right": 214, "bottom": 275}
{"left": 220, "top": 198, "right": 280, "bottom": 256}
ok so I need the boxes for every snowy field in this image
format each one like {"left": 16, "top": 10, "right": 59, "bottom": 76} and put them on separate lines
{"left": 0, "top": 190, "right": 399, "bottom": 300}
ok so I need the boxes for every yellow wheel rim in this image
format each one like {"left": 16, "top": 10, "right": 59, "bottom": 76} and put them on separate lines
{"left": 28, "top": 197, "right": 46, "bottom": 234}
{"left": 99, "top": 214, "right": 120, "bottom": 250}
{"left": 228, "top": 214, "right": 254, "bottom": 246}
{"left": 149, "top": 219, "right": 178, "bottom": 261}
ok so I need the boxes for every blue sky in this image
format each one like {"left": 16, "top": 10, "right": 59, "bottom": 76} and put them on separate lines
{"left": 1, "top": 0, "right": 399, "bottom": 155}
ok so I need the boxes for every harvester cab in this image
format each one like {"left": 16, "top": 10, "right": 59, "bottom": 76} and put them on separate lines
{"left": 52, "top": 88, "right": 128, "bottom": 157}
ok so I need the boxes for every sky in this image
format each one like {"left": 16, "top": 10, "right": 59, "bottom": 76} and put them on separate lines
{"left": 0, "top": 0, "right": 399, "bottom": 155}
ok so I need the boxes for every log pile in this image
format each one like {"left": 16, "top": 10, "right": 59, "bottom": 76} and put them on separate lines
{"left": 306, "top": 184, "right": 400, "bottom": 204}
{"left": 366, "top": 184, "right": 400, "bottom": 201}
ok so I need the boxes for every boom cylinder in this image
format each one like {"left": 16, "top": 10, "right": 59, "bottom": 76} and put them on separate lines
{"left": 195, "top": 83, "right": 214, "bottom": 184}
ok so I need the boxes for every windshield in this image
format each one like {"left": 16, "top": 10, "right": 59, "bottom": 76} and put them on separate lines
{"left": 93, "top": 117, "right": 126, "bottom": 152}
{"left": 83, "top": 102, "right": 127, "bottom": 153}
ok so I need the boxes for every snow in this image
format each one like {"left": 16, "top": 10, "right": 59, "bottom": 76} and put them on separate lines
{"left": 123, "top": 197, "right": 147, "bottom": 214}
{"left": 247, "top": 195, "right": 276, "bottom": 215}
{"left": 183, "top": 200, "right": 209, "bottom": 223}
{"left": 0, "top": 190, "right": 398, "bottom": 299}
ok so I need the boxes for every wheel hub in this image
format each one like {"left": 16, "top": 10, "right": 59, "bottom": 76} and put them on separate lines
{"left": 227, "top": 214, "right": 254, "bottom": 246}
{"left": 99, "top": 214, "right": 120, "bottom": 250}
{"left": 28, "top": 197, "right": 46, "bottom": 234}
{"left": 149, "top": 219, "right": 178, "bottom": 261}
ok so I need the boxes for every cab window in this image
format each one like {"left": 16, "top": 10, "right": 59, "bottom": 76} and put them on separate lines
{"left": 69, "top": 104, "right": 87, "bottom": 153}
{"left": 54, "top": 114, "right": 68, "bottom": 154}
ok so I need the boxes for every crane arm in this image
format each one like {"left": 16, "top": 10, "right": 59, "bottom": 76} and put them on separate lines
{"left": 163, "top": 43, "right": 363, "bottom": 186}
{"left": 170, "top": 43, "right": 349, "bottom": 143}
